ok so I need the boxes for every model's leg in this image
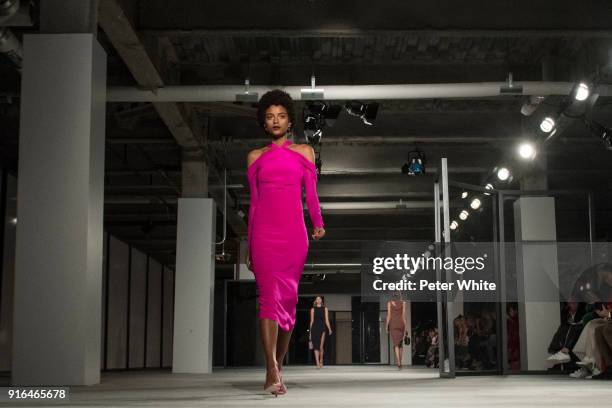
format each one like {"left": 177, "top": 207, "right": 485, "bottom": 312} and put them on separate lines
{"left": 313, "top": 349, "right": 320, "bottom": 367}
{"left": 394, "top": 345, "right": 401, "bottom": 367}
{"left": 398, "top": 345, "right": 403, "bottom": 368}
{"left": 276, "top": 328, "right": 293, "bottom": 371}
{"left": 260, "top": 319, "right": 280, "bottom": 387}
{"left": 320, "top": 333, "right": 326, "bottom": 367}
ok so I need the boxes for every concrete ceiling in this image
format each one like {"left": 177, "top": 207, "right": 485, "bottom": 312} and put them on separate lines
{"left": 3, "top": 0, "right": 612, "bottom": 266}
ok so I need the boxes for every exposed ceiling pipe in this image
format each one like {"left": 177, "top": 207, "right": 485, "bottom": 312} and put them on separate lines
{"left": 107, "top": 82, "right": 612, "bottom": 103}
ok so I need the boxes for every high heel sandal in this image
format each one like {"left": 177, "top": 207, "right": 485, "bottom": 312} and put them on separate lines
{"left": 277, "top": 368, "right": 287, "bottom": 395}
{"left": 263, "top": 366, "right": 282, "bottom": 396}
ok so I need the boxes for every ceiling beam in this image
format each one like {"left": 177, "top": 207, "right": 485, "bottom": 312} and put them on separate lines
{"left": 140, "top": 29, "right": 612, "bottom": 39}
{"left": 99, "top": 0, "right": 247, "bottom": 236}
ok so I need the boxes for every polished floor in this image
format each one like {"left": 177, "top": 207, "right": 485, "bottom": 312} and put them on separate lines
{"left": 2, "top": 365, "right": 611, "bottom": 407}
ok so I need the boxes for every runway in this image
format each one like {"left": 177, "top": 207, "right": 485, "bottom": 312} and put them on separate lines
{"left": 3, "top": 365, "right": 610, "bottom": 407}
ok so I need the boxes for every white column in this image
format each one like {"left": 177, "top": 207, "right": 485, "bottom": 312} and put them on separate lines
{"left": 12, "top": 34, "right": 106, "bottom": 385}
{"left": 514, "top": 196, "right": 559, "bottom": 370}
{"left": 173, "top": 198, "right": 216, "bottom": 373}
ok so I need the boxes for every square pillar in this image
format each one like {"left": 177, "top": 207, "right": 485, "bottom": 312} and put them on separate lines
{"left": 514, "top": 196, "right": 560, "bottom": 370}
{"left": 173, "top": 198, "right": 216, "bottom": 373}
{"left": 13, "top": 34, "right": 106, "bottom": 385}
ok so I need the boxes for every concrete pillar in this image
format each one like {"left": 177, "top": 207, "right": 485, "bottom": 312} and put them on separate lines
{"left": 514, "top": 196, "right": 559, "bottom": 371}
{"left": 181, "top": 150, "right": 209, "bottom": 197}
{"left": 172, "top": 198, "right": 216, "bottom": 373}
{"left": 13, "top": 34, "right": 106, "bottom": 385}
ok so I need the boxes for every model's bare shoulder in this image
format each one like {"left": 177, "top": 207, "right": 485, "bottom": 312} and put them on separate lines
{"left": 247, "top": 148, "right": 263, "bottom": 168}
{"left": 292, "top": 143, "right": 315, "bottom": 164}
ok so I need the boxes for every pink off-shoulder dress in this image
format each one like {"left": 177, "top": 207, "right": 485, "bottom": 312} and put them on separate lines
{"left": 247, "top": 139, "right": 324, "bottom": 331}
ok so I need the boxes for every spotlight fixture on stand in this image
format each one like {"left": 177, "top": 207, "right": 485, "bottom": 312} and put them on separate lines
{"left": 401, "top": 149, "right": 426, "bottom": 176}
{"left": 345, "top": 101, "right": 379, "bottom": 125}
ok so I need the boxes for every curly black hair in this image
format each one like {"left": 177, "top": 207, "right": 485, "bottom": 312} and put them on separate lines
{"left": 256, "top": 89, "right": 296, "bottom": 129}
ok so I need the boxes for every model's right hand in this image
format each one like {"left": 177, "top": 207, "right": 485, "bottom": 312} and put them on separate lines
{"left": 312, "top": 227, "right": 326, "bottom": 240}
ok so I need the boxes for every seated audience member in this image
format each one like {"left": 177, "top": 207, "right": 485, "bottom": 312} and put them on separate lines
{"left": 570, "top": 264, "right": 612, "bottom": 378}
{"left": 546, "top": 300, "right": 584, "bottom": 371}
{"left": 592, "top": 313, "right": 612, "bottom": 379}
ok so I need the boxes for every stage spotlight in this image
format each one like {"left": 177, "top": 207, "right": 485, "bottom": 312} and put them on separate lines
{"left": 520, "top": 95, "right": 545, "bottom": 116}
{"left": 572, "top": 82, "right": 590, "bottom": 102}
{"left": 518, "top": 142, "right": 537, "bottom": 160}
{"left": 459, "top": 210, "right": 469, "bottom": 220}
{"left": 303, "top": 112, "right": 322, "bottom": 144}
{"left": 461, "top": 191, "right": 469, "bottom": 199}
{"left": 345, "top": 101, "right": 379, "bottom": 125}
{"left": 484, "top": 183, "right": 494, "bottom": 195}
{"left": 401, "top": 149, "right": 426, "bottom": 176}
{"left": 450, "top": 220, "right": 458, "bottom": 230}
{"left": 307, "top": 102, "right": 342, "bottom": 127}
{"left": 470, "top": 198, "right": 481, "bottom": 210}
{"left": 540, "top": 117, "right": 555, "bottom": 133}
{"left": 497, "top": 167, "right": 510, "bottom": 181}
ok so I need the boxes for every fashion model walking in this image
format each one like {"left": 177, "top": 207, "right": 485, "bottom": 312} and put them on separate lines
{"left": 310, "top": 296, "right": 333, "bottom": 368}
{"left": 246, "top": 90, "right": 326, "bottom": 395}
{"left": 386, "top": 292, "right": 407, "bottom": 369}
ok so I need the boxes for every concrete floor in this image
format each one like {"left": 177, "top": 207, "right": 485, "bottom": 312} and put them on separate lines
{"left": 2, "top": 366, "right": 611, "bottom": 407}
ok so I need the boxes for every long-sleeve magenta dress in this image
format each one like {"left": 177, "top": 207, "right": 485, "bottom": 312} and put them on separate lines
{"left": 247, "top": 139, "right": 324, "bottom": 331}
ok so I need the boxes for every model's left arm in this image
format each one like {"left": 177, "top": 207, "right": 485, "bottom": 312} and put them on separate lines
{"left": 325, "top": 307, "right": 333, "bottom": 335}
{"left": 302, "top": 145, "right": 325, "bottom": 230}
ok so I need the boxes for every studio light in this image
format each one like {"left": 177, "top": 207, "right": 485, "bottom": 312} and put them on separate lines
{"left": 573, "top": 82, "right": 590, "bottom": 102}
{"left": 518, "top": 142, "right": 537, "bottom": 160}
{"left": 459, "top": 210, "right": 469, "bottom": 220}
{"left": 497, "top": 167, "right": 510, "bottom": 181}
{"left": 470, "top": 198, "right": 481, "bottom": 210}
{"left": 307, "top": 101, "right": 342, "bottom": 127}
{"left": 520, "top": 95, "right": 545, "bottom": 116}
{"left": 345, "top": 101, "right": 379, "bottom": 125}
{"left": 461, "top": 191, "right": 469, "bottom": 199}
{"left": 484, "top": 183, "right": 494, "bottom": 195}
{"left": 303, "top": 112, "right": 322, "bottom": 144}
{"left": 540, "top": 117, "right": 555, "bottom": 133}
{"left": 401, "top": 149, "right": 426, "bottom": 176}
{"left": 450, "top": 220, "right": 458, "bottom": 230}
